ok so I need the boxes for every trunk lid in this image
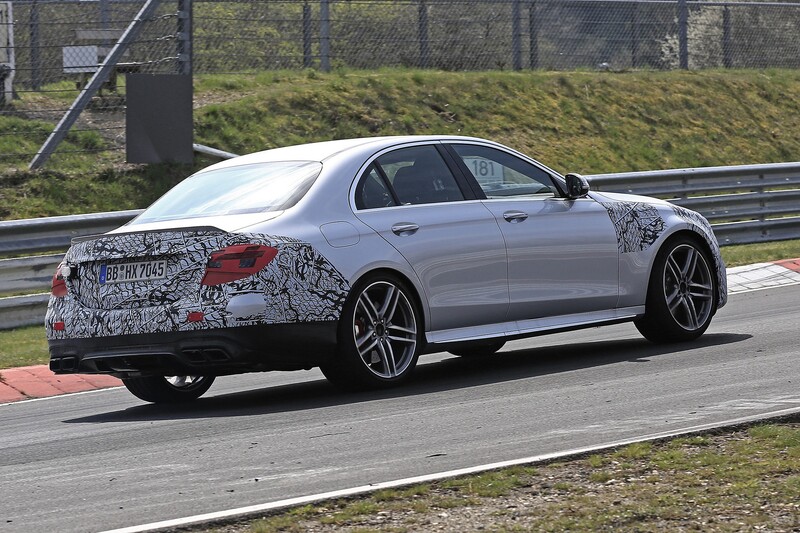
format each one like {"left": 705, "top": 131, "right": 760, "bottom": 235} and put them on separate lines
{"left": 64, "top": 228, "right": 265, "bottom": 311}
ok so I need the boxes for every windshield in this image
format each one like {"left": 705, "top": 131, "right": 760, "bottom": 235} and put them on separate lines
{"left": 131, "top": 161, "right": 323, "bottom": 224}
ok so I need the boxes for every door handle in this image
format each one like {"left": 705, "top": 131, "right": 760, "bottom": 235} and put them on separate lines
{"left": 391, "top": 222, "right": 419, "bottom": 236}
{"left": 502, "top": 211, "right": 528, "bottom": 223}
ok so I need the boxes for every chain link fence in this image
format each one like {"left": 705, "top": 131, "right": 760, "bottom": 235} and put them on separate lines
{"left": 2, "top": 0, "right": 800, "bottom": 170}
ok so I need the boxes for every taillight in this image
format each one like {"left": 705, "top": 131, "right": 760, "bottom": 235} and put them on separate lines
{"left": 51, "top": 263, "right": 68, "bottom": 298}
{"left": 201, "top": 244, "right": 278, "bottom": 286}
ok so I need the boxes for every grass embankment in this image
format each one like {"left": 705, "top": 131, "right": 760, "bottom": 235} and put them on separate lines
{"left": 208, "top": 424, "right": 800, "bottom": 532}
{"left": 3, "top": 69, "right": 800, "bottom": 218}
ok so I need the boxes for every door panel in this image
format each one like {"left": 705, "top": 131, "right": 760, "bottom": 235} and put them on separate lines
{"left": 443, "top": 141, "right": 618, "bottom": 321}
{"left": 355, "top": 203, "right": 508, "bottom": 331}
{"left": 482, "top": 197, "right": 619, "bottom": 320}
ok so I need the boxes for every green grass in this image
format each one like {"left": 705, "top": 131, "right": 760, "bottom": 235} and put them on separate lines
{"left": 5, "top": 69, "right": 800, "bottom": 218}
{"left": 207, "top": 422, "right": 800, "bottom": 532}
{"left": 719, "top": 239, "right": 800, "bottom": 267}
{"left": 194, "top": 423, "right": 800, "bottom": 532}
{"left": 192, "top": 69, "right": 800, "bottom": 175}
{"left": 0, "top": 325, "right": 49, "bottom": 370}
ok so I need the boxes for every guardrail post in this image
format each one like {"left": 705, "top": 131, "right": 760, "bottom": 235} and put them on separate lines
{"left": 681, "top": 175, "right": 689, "bottom": 201}
{"left": 758, "top": 172, "right": 767, "bottom": 239}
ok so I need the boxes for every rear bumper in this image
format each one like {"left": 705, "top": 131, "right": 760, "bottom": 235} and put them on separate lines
{"left": 48, "top": 322, "right": 338, "bottom": 378}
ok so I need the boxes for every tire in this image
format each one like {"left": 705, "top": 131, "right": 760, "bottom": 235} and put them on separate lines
{"left": 448, "top": 340, "right": 506, "bottom": 357}
{"left": 320, "top": 273, "right": 423, "bottom": 390}
{"left": 635, "top": 236, "right": 717, "bottom": 343}
{"left": 122, "top": 375, "right": 215, "bottom": 404}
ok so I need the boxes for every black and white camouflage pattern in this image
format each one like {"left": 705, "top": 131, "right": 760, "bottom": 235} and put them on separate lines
{"left": 46, "top": 230, "right": 349, "bottom": 340}
{"left": 600, "top": 200, "right": 727, "bottom": 309}
{"left": 601, "top": 202, "right": 666, "bottom": 253}
{"left": 670, "top": 205, "right": 728, "bottom": 308}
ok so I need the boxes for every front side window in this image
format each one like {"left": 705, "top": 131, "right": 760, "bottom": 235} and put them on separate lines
{"left": 374, "top": 145, "right": 465, "bottom": 206}
{"left": 132, "top": 161, "right": 322, "bottom": 224}
{"left": 451, "top": 144, "right": 556, "bottom": 199}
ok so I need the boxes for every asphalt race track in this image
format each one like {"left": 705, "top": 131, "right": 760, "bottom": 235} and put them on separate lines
{"left": 2, "top": 286, "right": 798, "bottom": 532}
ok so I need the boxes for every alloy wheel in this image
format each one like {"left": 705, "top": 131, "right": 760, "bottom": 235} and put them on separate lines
{"left": 662, "top": 243, "right": 714, "bottom": 331}
{"left": 352, "top": 281, "right": 418, "bottom": 379}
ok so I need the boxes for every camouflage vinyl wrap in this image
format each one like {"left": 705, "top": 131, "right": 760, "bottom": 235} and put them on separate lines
{"left": 601, "top": 200, "right": 727, "bottom": 309}
{"left": 670, "top": 205, "right": 728, "bottom": 309}
{"left": 46, "top": 230, "right": 350, "bottom": 340}
{"left": 601, "top": 202, "right": 666, "bottom": 254}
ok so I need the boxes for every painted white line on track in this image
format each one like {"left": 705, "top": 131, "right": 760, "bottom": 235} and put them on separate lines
{"left": 0, "top": 386, "right": 124, "bottom": 407}
{"left": 728, "top": 280, "right": 800, "bottom": 295}
{"left": 101, "top": 405, "right": 800, "bottom": 533}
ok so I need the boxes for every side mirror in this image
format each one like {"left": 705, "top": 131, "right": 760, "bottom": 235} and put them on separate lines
{"left": 565, "top": 173, "right": 590, "bottom": 199}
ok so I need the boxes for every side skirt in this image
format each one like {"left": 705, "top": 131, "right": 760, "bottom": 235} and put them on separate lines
{"left": 425, "top": 306, "right": 645, "bottom": 347}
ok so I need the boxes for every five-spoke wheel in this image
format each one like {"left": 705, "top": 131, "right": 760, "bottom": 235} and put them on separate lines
{"left": 636, "top": 236, "right": 717, "bottom": 343}
{"left": 321, "top": 274, "right": 422, "bottom": 389}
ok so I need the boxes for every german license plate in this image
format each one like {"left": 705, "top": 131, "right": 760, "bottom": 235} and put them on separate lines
{"left": 100, "top": 261, "right": 167, "bottom": 285}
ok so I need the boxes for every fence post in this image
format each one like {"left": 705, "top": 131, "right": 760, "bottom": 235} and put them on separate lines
{"left": 722, "top": 6, "right": 732, "bottom": 68}
{"left": 29, "top": 0, "right": 41, "bottom": 90}
{"left": 320, "top": 0, "right": 330, "bottom": 72}
{"left": 100, "top": 0, "right": 111, "bottom": 48}
{"left": 303, "top": 1, "right": 312, "bottom": 68}
{"left": 29, "top": 0, "right": 164, "bottom": 170}
{"left": 529, "top": 1, "right": 538, "bottom": 69}
{"left": 177, "top": 0, "right": 192, "bottom": 75}
{"left": 512, "top": 0, "right": 521, "bottom": 70}
{"left": 418, "top": 0, "right": 429, "bottom": 68}
{"left": 678, "top": 0, "right": 688, "bottom": 69}
{"left": 630, "top": 3, "right": 638, "bottom": 68}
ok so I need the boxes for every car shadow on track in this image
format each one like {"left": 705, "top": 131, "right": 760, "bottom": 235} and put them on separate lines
{"left": 64, "top": 332, "right": 751, "bottom": 424}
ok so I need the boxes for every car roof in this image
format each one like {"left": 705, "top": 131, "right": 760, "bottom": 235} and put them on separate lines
{"left": 198, "top": 135, "right": 496, "bottom": 172}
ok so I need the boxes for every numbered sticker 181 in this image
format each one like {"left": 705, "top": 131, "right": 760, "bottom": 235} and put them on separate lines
{"left": 463, "top": 157, "right": 504, "bottom": 183}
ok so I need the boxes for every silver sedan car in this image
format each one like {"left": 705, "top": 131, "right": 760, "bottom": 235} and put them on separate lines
{"left": 46, "top": 136, "right": 727, "bottom": 403}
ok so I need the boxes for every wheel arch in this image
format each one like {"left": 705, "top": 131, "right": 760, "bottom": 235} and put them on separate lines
{"left": 342, "top": 267, "right": 429, "bottom": 346}
{"left": 648, "top": 228, "right": 721, "bottom": 307}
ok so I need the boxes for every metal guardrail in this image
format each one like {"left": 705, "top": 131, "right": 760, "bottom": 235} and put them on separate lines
{"left": 586, "top": 161, "right": 800, "bottom": 245}
{"left": 0, "top": 209, "right": 142, "bottom": 331}
{"left": 0, "top": 209, "right": 142, "bottom": 256}
{"left": 0, "top": 293, "right": 51, "bottom": 330}
{"left": 2, "top": 161, "right": 800, "bottom": 331}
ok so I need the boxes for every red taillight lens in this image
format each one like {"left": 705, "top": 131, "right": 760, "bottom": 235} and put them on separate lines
{"left": 51, "top": 263, "right": 68, "bottom": 297}
{"left": 201, "top": 244, "right": 278, "bottom": 286}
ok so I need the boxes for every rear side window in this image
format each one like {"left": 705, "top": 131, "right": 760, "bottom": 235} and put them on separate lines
{"left": 355, "top": 165, "right": 398, "bottom": 209}
{"left": 133, "top": 161, "right": 322, "bottom": 224}
{"left": 355, "top": 145, "right": 465, "bottom": 208}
